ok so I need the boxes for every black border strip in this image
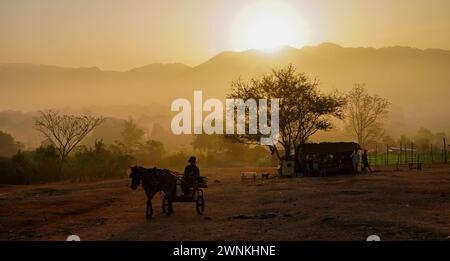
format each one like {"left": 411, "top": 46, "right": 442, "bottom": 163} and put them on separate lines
{"left": 0, "top": 241, "right": 449, "bottom": 259}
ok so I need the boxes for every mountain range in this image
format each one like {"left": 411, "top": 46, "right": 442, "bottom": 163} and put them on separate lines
{"left": 1, "top": 43, "right": 450, "bottom": 144}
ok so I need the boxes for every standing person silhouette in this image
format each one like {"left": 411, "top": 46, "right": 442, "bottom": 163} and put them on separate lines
{"left": 362, "top": 150, "right": 373, "bottom": 173}
{"left": 351, "top": 149, "right": 360, "bottom": 173}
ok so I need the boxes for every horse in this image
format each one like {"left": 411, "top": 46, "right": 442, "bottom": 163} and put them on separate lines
{"left": 129, "top": 166, "right": 178, "bottom": 219}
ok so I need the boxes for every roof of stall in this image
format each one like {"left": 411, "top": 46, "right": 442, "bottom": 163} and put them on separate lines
{"left": 301, "top": 142, "right": 361, "bottom": 154}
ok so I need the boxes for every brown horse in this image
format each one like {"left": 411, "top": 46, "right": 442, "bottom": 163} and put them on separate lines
{"left": 129, "top": 166, "right": 178, "bottom": 219}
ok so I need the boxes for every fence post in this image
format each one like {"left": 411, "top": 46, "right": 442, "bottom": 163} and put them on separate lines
{"left": 444, "top": 138, "right": 448, "bottom": 163}
{"left": 405, "top": 142, "right": 407, "bottom": 164}
{"left": 386, "top": 144, "right": 389, "bottom": 166}
{"left": 400, "top": 142, "right": 403, "bottom": 165}
{"left": 375, "top": 144, "right": 378, "bottom": 166}
{"left": 431, "top": 144, "right": 434, "bottom": 163}
{"left": 410, "top": 142, "right": 414, "bottom": 164}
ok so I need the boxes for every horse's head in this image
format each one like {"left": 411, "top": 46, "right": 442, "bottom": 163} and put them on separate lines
{"left": 129, "top": 166, "right": 141, "bottom": 190}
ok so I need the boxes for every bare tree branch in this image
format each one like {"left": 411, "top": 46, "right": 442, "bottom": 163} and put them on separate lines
{"left": 35, "top": 110, "right": 104, "bottom": 162}
{"left": 343, "top": 84, "right": 390, "bottom": 148}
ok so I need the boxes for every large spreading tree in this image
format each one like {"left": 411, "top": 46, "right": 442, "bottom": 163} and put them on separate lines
{"left": 227, "top": 64, "right": 346, "bottom": 164}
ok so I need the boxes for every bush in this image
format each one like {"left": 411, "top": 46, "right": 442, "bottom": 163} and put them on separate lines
{"left": 0, "top": 140, "right": 134, "bottom": 184}
{"left": 34, "top": 145, "right": 61, "bottom": 181}
{"left": 64, "top": 140, "right": 134, "bottom": 181}
{"left": 0, "top": 151, "right": 35, "bottom": 184}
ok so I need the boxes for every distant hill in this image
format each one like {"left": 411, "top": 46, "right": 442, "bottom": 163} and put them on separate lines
{"left": 1, "top": 43, "right": 450, "bottom": 135}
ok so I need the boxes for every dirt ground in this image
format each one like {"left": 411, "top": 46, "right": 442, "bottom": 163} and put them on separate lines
{"left": 0, "top": 165, "right": 449, "bottom": 241}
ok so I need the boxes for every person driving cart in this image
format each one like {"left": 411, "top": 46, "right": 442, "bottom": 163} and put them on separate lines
{"left": 183, "top": 156, "right": 200, "bottom": 194}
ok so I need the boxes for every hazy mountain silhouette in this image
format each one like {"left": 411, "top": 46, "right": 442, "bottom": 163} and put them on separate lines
{"left": 1, "top": 43, "right": 450, "bottom": 133}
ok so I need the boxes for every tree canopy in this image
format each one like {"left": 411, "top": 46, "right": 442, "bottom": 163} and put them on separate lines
{"left": 227, "top": 64, "right": 346, "bottom": 161}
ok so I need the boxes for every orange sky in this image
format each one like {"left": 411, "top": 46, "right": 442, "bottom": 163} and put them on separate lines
{"left": 1, "top": 0, "right": 450, "bottom": 71}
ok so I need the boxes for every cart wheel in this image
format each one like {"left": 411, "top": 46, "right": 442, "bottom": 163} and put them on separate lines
{"left": 162, "top": 197, "right": 169, "bottom": 213}
{"left": 196, "top": 194, "right": 205, "bottom": 215}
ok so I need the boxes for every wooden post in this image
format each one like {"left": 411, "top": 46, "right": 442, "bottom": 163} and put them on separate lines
{"left": 444, "top": 138, "right": 448, "bottom": 163}
{"left": 410, "top": 142, "right": 413, "bottom": 164}
{"left": 431, "top": 144, "right": 434, "bottom": 163}
{"left": 386, "top": 144, "right": 389, "bottom": 166}
{"left": 400, "top": 142, "right": 403, "bottom": 165}
{"left": 405, "top": 142, "right": 408, "bottom": 164}
{"left": 375, "top": 144, "right": 378, "bottom": 166}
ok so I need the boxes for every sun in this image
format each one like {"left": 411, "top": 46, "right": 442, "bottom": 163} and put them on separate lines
{"left": 231, "top": 2, "right": 309, "bottom": 52}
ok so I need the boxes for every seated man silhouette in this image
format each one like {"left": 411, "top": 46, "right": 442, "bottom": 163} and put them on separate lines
{"left": 183, "top": 156, "right": 200, "bottom": 195}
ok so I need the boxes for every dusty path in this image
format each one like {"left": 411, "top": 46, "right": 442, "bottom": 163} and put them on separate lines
{"left": 0, "top": 166, "right": 449, "bottom": 241}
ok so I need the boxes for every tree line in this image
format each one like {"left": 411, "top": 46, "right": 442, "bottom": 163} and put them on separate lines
{"left": 0, "top": 114, "right": 275, "bottom": 184}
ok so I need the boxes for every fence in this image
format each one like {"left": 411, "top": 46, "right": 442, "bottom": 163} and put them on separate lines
{"left": 368, "top": 138, "right": 449, "bottom": 166}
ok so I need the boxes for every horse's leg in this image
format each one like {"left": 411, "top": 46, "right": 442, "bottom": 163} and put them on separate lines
{"left": 145, "top": 190, "right": 156, "bottom": 220}
{"left": 166, "top": 196, "right": 174, "bottom": 216}
{"left": 146, "top": 199, "right": 153, "bottom": 219}
{"left": 164, "top": 186, "right": 175, "bottom": 216}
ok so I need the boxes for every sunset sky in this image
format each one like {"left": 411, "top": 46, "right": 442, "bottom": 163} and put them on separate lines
{"left": 1, "top": 0, "right": 450, "bottom": 70}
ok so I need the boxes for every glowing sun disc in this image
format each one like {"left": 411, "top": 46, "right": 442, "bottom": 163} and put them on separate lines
{"left": 231, "top": 2, "right": 309, "bottom": 52}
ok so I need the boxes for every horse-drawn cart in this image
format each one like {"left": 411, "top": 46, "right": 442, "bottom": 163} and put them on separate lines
{"left": 162, "top": 176, "right": 207, "bottom": 215}
{"left": 129, "top": 166, "right": 208, "bottom": 219}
